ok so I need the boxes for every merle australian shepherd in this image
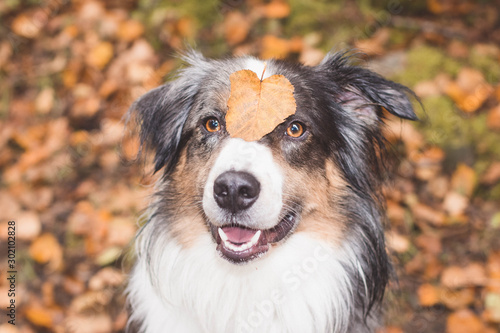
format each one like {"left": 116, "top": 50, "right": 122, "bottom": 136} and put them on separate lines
{"left": 126, "top": 51, "right": 417, "bottom": 333}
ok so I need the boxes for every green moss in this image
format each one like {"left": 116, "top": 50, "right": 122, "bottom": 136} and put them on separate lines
{"left": 393, "top": 46, "right": 445, "bottom": 87}
{"left": 417, "top": 96, "right": 460, "bottom": 147}
{"left": 325, "top": 27, "right": 356, "bottom": 50}
{"left": 419, "top": 96, "right": 500, "bottom": 153}
{"left": 491, "top": 212, "right": 500, "bottom": 228}
{"left": 442, "top": 57, "right": 462, "bottom": 77}
{"left": 388, "top": 29, "right": 409, "bottom": 47}
{"left": 469, "top": 49, "right": 500, "bottom": 83}
{"left": 137, "top": 0, "right": 221, "bottom": 29}
{"left": 418, "top": 96, "right": 500, "bottom": 200}
{"left": 0, "top": 78, "right": 9, "bottom": 119}
{"left": 286, "top": 0, "right": 344, "bottom": 35}
{"left": 17, "top": 249, "right": 36, "bottom": 283}
{"left": 489, "top": 184, "right": 500, "bottom": 201}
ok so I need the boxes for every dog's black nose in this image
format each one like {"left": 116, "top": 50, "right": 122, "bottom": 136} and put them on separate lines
{"left": 213, "top": 171, "right": 260, "bottom": 213}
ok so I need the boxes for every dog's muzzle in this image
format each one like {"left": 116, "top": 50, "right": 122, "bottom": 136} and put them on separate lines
{"left": 209, "top": 170, "right": 297, "bottom": 264}
{"left": 203, "top": 139, "right": 298, "bottom": 263}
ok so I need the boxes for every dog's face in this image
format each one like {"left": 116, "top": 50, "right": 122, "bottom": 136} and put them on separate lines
{"left": 130, "top": 52, "right": 416, "bottom": 265}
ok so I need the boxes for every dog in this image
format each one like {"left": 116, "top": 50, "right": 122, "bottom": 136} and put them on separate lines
{"left": 125, "top": 51, "right": 417, "bottom": 333}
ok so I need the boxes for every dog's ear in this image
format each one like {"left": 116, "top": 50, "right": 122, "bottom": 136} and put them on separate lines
{"left": 127, "top": 54, "right": 205, "bottom": 173}
{"left": 318, "top": 53, "right": 418, "bottom": 124}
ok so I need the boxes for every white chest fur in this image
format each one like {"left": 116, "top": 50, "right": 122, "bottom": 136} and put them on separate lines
{"left": 127, "top": 232, "right": 358, "bottom": 333}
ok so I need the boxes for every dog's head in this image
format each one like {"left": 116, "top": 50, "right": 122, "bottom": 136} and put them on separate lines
{"left": 130, "top": 52, "right": 416, "bottom": 266}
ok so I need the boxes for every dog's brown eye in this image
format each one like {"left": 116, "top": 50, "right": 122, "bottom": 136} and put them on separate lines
{"left": 286, "top": 122, "right": 305, "bottom": 138}
{"left": 205, "top": 117, "right": 221, "bottom": 133}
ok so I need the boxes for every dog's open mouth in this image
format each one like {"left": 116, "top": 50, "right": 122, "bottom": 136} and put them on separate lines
{"left": 210, "top": 213, "right": 297, "bottom": 263}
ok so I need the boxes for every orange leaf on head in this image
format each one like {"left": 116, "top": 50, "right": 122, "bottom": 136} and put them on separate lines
{"left": 226, "top": 67, "right": 296, "bottom": 142}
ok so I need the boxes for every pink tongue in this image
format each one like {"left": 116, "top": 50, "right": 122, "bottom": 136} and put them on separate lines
{"left": 222, "top": 227, "right": 257, "bottom": 244}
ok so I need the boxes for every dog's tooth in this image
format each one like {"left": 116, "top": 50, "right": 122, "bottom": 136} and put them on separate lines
{"left": 218, "top": 228, "right": 229, "bottom": 242}
{"left": 228, "top": 242, "right": 240, "bottom": 252}
{"left": 250, "top": 230, "right": 261, "bottom": 246}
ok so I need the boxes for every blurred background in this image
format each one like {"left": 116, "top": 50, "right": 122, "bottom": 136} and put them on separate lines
{"left": 0, "top": 0, "right": 499, "bottom": 332}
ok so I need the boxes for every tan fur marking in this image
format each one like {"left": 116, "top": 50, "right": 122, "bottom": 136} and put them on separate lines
{"left": 276, "top": 156, "right": 349, "bottom": 244}
{"left": 166, "top": 146, "right": 221, "bottom": 248}
{"left": 169, "top": 213, "right": 208, "bottom": 248}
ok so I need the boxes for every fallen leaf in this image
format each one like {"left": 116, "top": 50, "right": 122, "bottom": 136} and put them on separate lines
{"left": 226, "top": 68, "right": 296, "bottom": 141}
{"left": 427, "top": 0, "right": 445, "bottom": 14}
{"left": 386, "top": 200, "right": 406, "bottom": 224}
{"left": 414, "top": 80, "right": 441, "bottom": 98}
{"left": 98, "top": 79, "right": 118, "bottom": 98}
{"left": 261, "top": 0, "right": 291, "bottom": 19}
{"left": 17, "top": 211, "right": 42, "bottom": 241}
{"left": 86, "top": 42, "right": 114, "bottom": 69}
{"left": 70, "top": 291, "right": 112, "bottom": 313}
{"left": 427, "top": 175, "right": 449, "bottom": 199}
{"left": 78, "top": 1, "right": 105, "bottom": 24}
{"left": 354, "top": 28, "right": 390, "bottom": 56}
{"left": 25, "top": 306, "right": 53, "bottom": 328}
{"left": 481, "top": 162, "right": 500, "bottom": 186}
{"left": 487, "top": 104, "right": 500, "bottom": 130}
{"left": 446, "top": 309, "right": 484, "bottom": 333}
{"left": 491, "top": 213, "right": 500, "bottom": 229}
{"left": 126, "top": 62, "right": 154, "bottom": 84}
{"left": 412, "top": 203, "right": 446, "bottom": 226}
{"left": 386, "top": 231, "right": 410, "bottom": 253}
{"left": 488, "top": 252, "right": 500, "bottom": 292}
{"left": 417, "top": 283, "right": 440, "bottom": 307}
{"left": 410, "top": 146, "right": 444, "bottom": 180}
{"left": 424, "top": 255, "right": 444, "bottom": 280}
{"left": 440, "top": 287, "right": 475, "bottom": 310}
{"left": 17, "top": 186, "right": 54, "bottom": 212}
{"left": 35, "top": 88, "right": 55, "bottom": 115}
{"left": 443, "top": 191, "right": 469, "bottom": 217}
{"left": 0, "top": 191, "right": 21, "bottom": 222}
{"left": 63, "top": 276, "right": 86, "bottom": 296}
{"left": 68, "top": 201, "right": 96, "bottom": 235}
{"left": 71, "top": 96, "right": 101, "bottom": 118}
{"left": 483, "top": 292, "right": 500, "bottom": 323}
{"left": 107, "top": 40, "right": 155, "bottom": 84}
{"left": 0, "top": 42, "right": 12, "bottom": 71}
{"left": 65, "top": 314, "right": 113, "bottom": 333}
{"left": 441, "top": 263, "right": 488, "bottom": 289}
{"left": 451, "top": 164, "right": 477, "bottom": 197}
{"left": 415, "top": 234, "right": 442, "bottom": 254}
{"left": 11, "top": 13, "right": 42, "bottom": 38}
{"left": 299, "top": 45, "right": 325, "bottom": 66}
{"left": 384, "top": 119, "right": 424, "bottom": 153}
{"left": 445, "top": 67, "right": 493, "bottom": 113}
{"left": 409, "top": 146, "right": 445, "bottom": 164}
{"left": 29, "top": 233, "right": 63, "bottom": 270}
{"left": 99, "top": 150, "right": 120, "bottom": 171}
{"left": 106, "top": 218, "right": 136, "bottom": 246}
{"left": 88, "top": 267, "right": 125, "bottom": 290}
{"left": 405, "top": 253, "right": 426, "bottom": 275}
{"left": 117, "top": 20, "right": 144, "bottom": 42}
{"left": 447, "top": 40, "right": 469, "bottom": 59}
{"left": 260, "top": 35, "right": 291, "bottom": 59}
{"left": 95, "top": 246, "right": 122, "bottom": 266}
{"left": 224, "top": 12, "right": 250, "bottom": 45}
